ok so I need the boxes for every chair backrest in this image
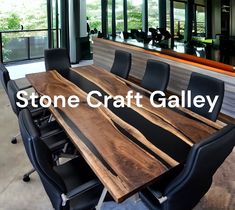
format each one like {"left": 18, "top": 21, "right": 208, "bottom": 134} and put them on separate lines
{"left": 18, "top": 109, "right": 67, "bottom": 210}
{"left": 149, "top": 28, "right": 157, "bottom": 34}
{"left": 44, "top": 48, "right": 71, "bottom": 78}
{"left": 158, "top": 28, "right": 172, "bottom": 40}
{"left": 7, "top": 80, "right": 21, "bottom": 116}
{"left": 0, "top": 63, "right": 11, "bottom": 94}
{"left": 110, "top": 50, "right": 132, "bottom": 79}
{"left": 163, "top": 124, "right": 235, "bottom": 210}
{"left": 141, "top": 59, "right": 170, "bottom": 92}
{"left": 186, "top": 72, "right": 224, "bottom": 121}
{"left": 130, "top": 29, "right": 139, "bottom": 39}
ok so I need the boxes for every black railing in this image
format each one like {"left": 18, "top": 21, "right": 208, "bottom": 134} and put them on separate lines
{"left": 0, "top": 29, "right": 60, "bottom": 63}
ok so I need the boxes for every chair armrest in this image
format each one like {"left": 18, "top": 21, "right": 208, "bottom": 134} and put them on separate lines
{"left": 61, "top": 179, "right": 101, "bottom": 206}
{"left": 18, "top": 84, "right": 33, "bottom": 90}
{"left": 30, "top": 106, "right": 51, "bottom": 125}
{"left": 47, "top": 139, "right": 68, "bottom": 152}
{"left": 143, "top": 165, "right": 184, "bottom": 205}
{"left": 30, "top": 105, "right": 45, "bottom": 113}
{"left": 41, "top": 129, "right": 64, "bottom": 139}
{"left": 147, "top": 187, "right": 167, "bottom": 204}
{"left": 148, "top": 187, "right": 163, "bottom": 198}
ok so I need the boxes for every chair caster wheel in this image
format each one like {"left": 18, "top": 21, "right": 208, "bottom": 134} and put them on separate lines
{"left": 23, "top": 175, "right": 30, "bottom": 182}
{"left": 11, "top": 138, "right": 17, "bottom": 144}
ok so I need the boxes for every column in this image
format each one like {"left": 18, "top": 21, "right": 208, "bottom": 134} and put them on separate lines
{"left": 206, "top": 0, "right": 212, "bottom": 38}
{"left": 112, "top": 0, "right": 116, "bottom": 37}
{"left": 60, "top": 0, "right": 70, "bottom": 50}
{"left": 185, "top": 0, "right": 194, "bottom": 42}
{"left": 101, "top": 0, "right": 108, "bottom": 37}
{"left": 123, "top": 0, "right": 128, "bottom": 32}
{"left": 47, "top": 0, "right": 52, "bottom": 48}
{"left": 159, "top": 0, "right": 167, "bottom": 29}
{"left": 142, "top": 0, "right": 148, "bottom": 33}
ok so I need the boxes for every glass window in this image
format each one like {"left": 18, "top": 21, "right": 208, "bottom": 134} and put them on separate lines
{"left": 0, "top": 0, "right": 48, "bottom": 62}
{"left": 86, "top": 0, "right": 102, "bottom": 32}
{"left": 108, "top": 0, "right": 112, "bottom": 34}
{"left": 0, "top": 0, "right": 47, "bottom": 30}
{"left": 173, "top": 1, "right": 186, "bottom": 38}
{"left": 196, "top": 5, "right": 205, "bottom": 35}
{"left": 127, "top": 0, "right": 142, "bottom": 31}
{"left": 51, "top": 0, "right": 60, "bottom": 48}
{"left": 166, "top": 0, "right": 171, "bottom": 32}
{"left": 148, "top": 0, "right": 159, "bottom": 28}
{"left": 195, "top": 0, "right": 205, "bottom": 5}
{"left": 116, "top": 0, "right": 124, "bottom": 32}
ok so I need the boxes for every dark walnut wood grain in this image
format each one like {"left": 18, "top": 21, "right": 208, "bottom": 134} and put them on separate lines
{"left": 71, "top": 65, "right": 219, "bottom": 145}
{"left": 26, "top": 71, "right": 168, "bottom": 203}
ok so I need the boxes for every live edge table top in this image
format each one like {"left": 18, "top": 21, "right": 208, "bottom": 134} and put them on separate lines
{"left": 26, "top": 66, "right": 222, "bottom": 203}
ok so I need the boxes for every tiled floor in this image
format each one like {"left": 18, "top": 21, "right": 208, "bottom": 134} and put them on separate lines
{"left": 0, "top": 60, "right": 234, "bottom": 209}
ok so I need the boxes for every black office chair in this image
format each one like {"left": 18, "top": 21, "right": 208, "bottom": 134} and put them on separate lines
{"left": 140, "top": 124, "right": 235, "bottom": 210}
{"left": 97, "top": 31, "right": 103, "bottom": 38}
{"left": 7, "top": 80, "right": 50, "bottom": 128}
{"left": 110, "top": 50, "right": 132, "bottom": 79}
{"left": 141, "top": 59, "right": 170, "bottom": 92}
{"left": 123, "top": 31, "right": 130, "bottom": 40}
{"left": 21, "top": 110, "right": 69, "bottom": 182}
{"left": 1, "top": 64, "right": 40, "bottom": 144}
{"left": 44, "top": 48, "right": 71, "bottom": 78}
{"left": 7, "top": 79, "right": 66, "bottom": 148}
{"left": 0, "top": 63, "right": 11, "bottom": 93}
{"left": 149, "top": 28, "right": 163, "bottom": 44}
{"left": 18, "top": 109, "right": 103, "bottom": 210}
{"left": 158, "top": 28, "right": 172, "bottom": 40}
{"left": 0, "top": 63, "right": 33, "bottom": 93}
{"left": 130, "top": 29, "right": 140, "bottom": 39}
{"left": 186, "top": 72, "right": 224, "bottom": 121}
{"left": 7, "top": 80, "right": 71, "bottom": 181}
{"left": 136, "top": 31, "right": 152, "bottom": 44}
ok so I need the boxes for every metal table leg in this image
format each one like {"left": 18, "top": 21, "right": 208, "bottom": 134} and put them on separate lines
{"left": 48, "top": 114, "right": 53, "bottom": 122}
{"left": 96, "top": 187, "right": 108, "bottom": 210}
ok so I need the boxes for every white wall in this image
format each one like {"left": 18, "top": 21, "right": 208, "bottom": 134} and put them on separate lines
{"left": 80, "top": 0, "right": 87, "bottom": 38}
{"left": 212, "top": 0, "right": 221, "bottom": 37}
{"left": 231, "top": 0, "right": 235, "bottom": 36}
{"left": 69, "top": 0, "right": 87, "bottom": 63}
{"left": 69, "top": 0, "right": 76, "bottom": 63}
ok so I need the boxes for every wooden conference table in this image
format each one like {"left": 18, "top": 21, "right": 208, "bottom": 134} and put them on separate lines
{"left": 26, "top": 65, "right": 225, "bottom": 206}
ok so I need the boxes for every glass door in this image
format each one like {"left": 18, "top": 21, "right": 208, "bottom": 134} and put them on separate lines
{"left": 196, "top": 5, "right": 205, "bottom": 36}
{"left": 173, "top": 1, "right": 186, "bottom": 39}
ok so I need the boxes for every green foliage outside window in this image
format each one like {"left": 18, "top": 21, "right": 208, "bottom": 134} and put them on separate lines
{"left": 87, "top": 0, "right": 102, "bottom": 32}
{"left": 127, "top": 1, "right": 142, "bottom": 31}
{"left": 0, "top": 0, "right": 47, "bottom": 62}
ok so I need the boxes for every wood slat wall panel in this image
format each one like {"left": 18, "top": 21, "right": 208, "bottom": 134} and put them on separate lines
{"left": 93, "top": 38, "right": 235, "bottom": 118}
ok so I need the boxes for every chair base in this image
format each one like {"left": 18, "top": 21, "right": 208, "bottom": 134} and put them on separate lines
{"left": 23, "top": 169, "right": 36, "bottom": 182}
{"left": 23, "top": 175, "right": 30, "bottom": 182}
{"left": 11, "top": 132, "right": 21, "bottom": 144}
{"left": 11, "top": 137, "right": 17, "bottom": 144}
